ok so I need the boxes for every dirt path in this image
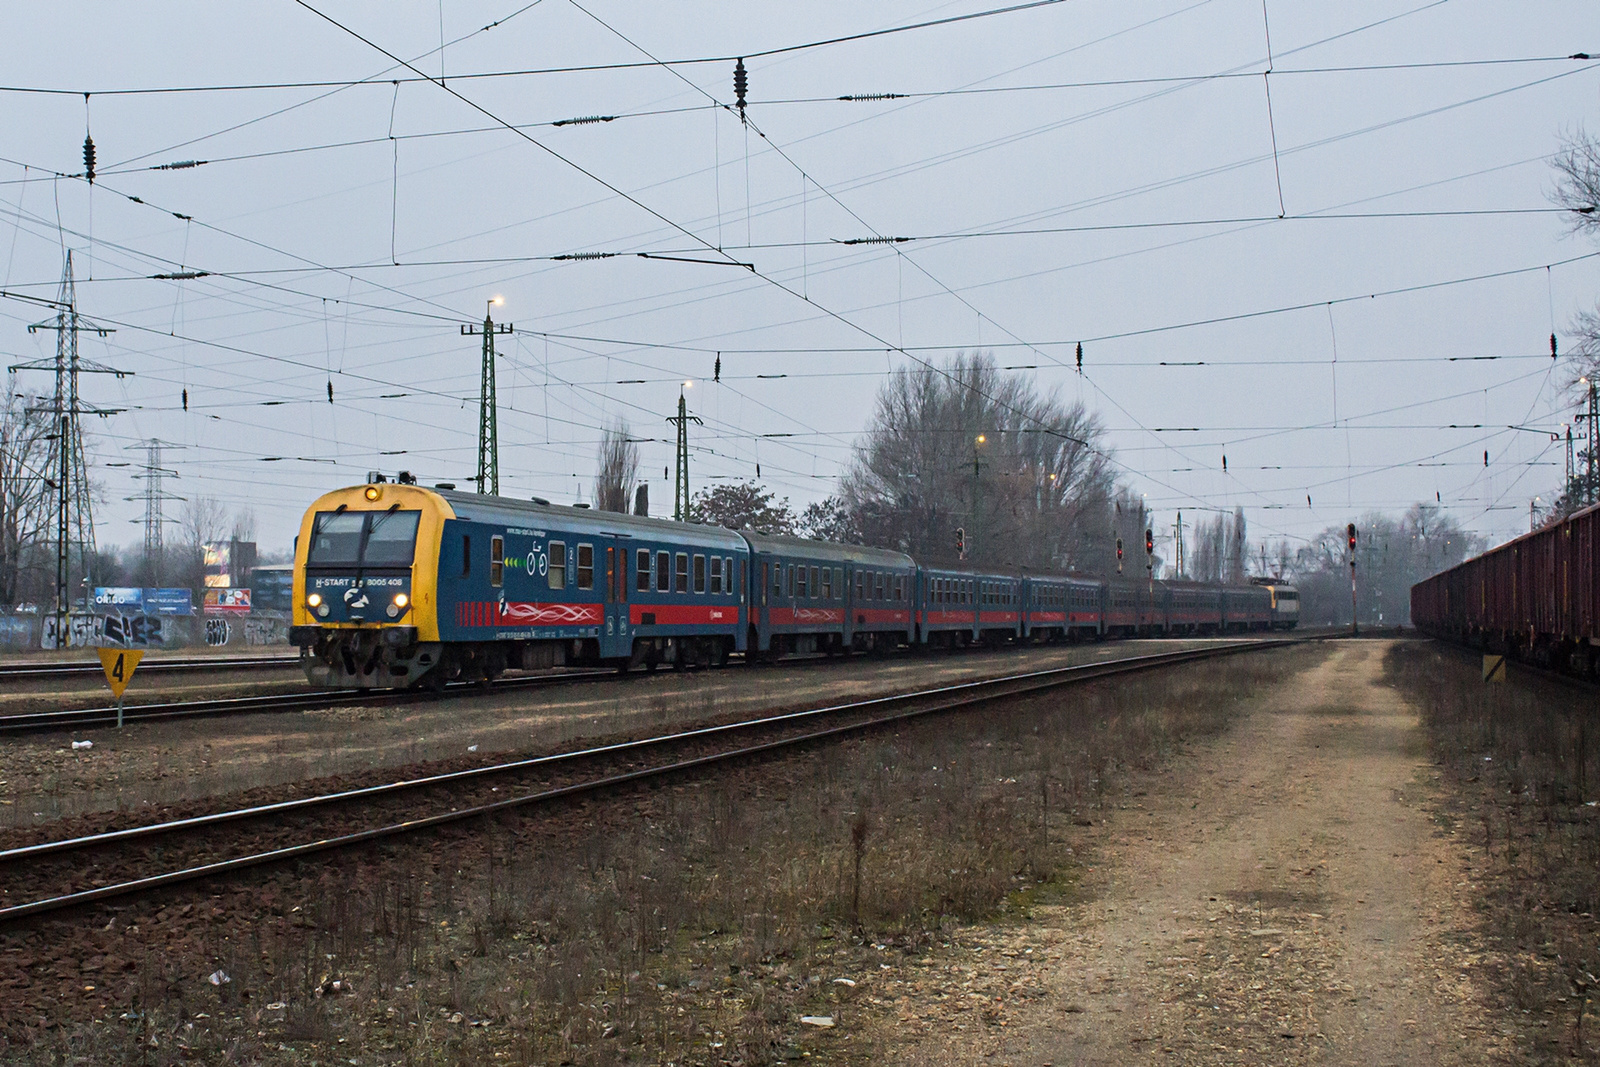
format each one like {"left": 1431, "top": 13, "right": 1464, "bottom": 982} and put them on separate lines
{"left": 878, "top": 640, "right": 1507, "bottom": 1066}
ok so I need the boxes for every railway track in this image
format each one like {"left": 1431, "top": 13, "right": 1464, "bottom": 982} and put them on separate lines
{"left": 0, "top": 653, "right": 301, "bottom": 681}
{"left": 0, "top": 666, "right": 621, "bottom": 734}
{"left": 0, "top": 636, "right": 1310, "bottom": 925}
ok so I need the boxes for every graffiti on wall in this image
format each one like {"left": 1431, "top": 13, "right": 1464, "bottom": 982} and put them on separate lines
{"left": 43, "top": 613, "right": 167, "bottom": 649}
{"left": 243, "top": 617, "right": 287, "bottom": 646}
{"left": 205, "top": 618, "right": 232, "bottom": 647}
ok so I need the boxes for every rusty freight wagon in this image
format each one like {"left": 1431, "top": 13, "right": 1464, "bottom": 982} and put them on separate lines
{"left": 1411, "top": 502, "right": 1600, "bottom": 674}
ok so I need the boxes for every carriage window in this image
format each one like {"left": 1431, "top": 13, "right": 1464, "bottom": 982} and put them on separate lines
{"left": 727, "top": 558, "right": 737, "bottom": 595}
{"left": 797, "top": 565, "right": 808, "bottom": 599}
{"left": 576, "top": 543, "right": 594, "bottom": 590}
{"left": 773, "top": 563, "right": 783, "bottom": 598}
{"left": 694, "top": 554, "right": 707, "bottom": 593}
{"left": 821, "top": 567, "right": 832, "bottom": 599}
{"left": 709, "top": 555, "right": 723, "bottom": 594}
{"left": 897, "top": 575, "right": 905, "bottom": 602}
{"left": 675, "top": 553, "right": 689, "bottom": 593}
{"left": 874, "top": 572, "right": 885, "bottom": 601}
{"left": 548, "top": 541, "right": 567, "bottom": 589}
{"left": 490, "top": 536, "right": 505, "bottom": 588}
{"left": 637, "top": 549, "right": 651, "bottom": 591}
{"left": 657, "top": 551, "right": 670, "bottom": 592}
{"left": 835, "top": 568, "right": 844, "bottom": 599}
{"left": 810, "top": 566, "right": 820, "bottom": 598}
{"left": 787, "top": 564, "right": 796, "bottom": 598}
{"left": 855, "top": 571, "right": 863, "bottom": 599}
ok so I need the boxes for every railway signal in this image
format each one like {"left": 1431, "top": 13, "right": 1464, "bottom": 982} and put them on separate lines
{"left": 1116, "top": 537, "right": 1123, "bottom": 574}
{"left": 955, "top": 526, "right": 966, "bottom": 560}
{"left": 1347, "top": 522, "right": 1358, "bottom": 636}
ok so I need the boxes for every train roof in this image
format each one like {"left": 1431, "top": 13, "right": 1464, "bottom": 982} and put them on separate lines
{"left": 433, "top": 489, "right": 748, "bottom": 552}
{"left": 740, "top": 530, "right": 916, "bottom": 568}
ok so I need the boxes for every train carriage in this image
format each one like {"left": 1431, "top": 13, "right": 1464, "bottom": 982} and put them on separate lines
{"left": 1220, "top": 585, "right": 1273, "bottom": 632}
{"left": 1021, "top": 574, "right": 1103, "bottom": 642}
{"left": 1412, "top": 501, "right": 1600, "bottom": 672}
{"left": 1163, "top": 582, "right": 1223, "bottom": 634}
{"left": 293, "top": 483, "right": 748, "bottom": 687}
{"left": 744, "top": 533, "right": 915, "bottom": 655}
{"left": 1104, "top": 580, "right": 1161, "bottom": 636}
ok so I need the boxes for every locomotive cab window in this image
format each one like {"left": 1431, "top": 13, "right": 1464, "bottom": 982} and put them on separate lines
{"left": 637, "top": 549, "right": 651, "bottom": 592}
{"left": 576, "top": 543, "right": 595, "bottom": 590}
{"left": 490, "top": 536, "right": 505, "bottom": 588}
{"left": 548, "top": 541, "right": 567, "bottom": 589}
{"left": 308, "top": 509, "right": 421, "bottom": 568}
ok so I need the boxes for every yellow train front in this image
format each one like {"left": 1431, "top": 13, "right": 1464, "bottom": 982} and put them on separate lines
{"left": 291, "top": 479, "right": 754, "bottom": 688}
{"left": 291, "top": 482, "right": 452, "bottom": 688}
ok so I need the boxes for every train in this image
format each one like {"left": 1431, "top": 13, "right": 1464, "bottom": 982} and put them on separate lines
{"left": 290, "top": 478, "right": 1299, "bottom": 688}
{"left": 1411, "top": 500, "right": 1600, "bottom": 675}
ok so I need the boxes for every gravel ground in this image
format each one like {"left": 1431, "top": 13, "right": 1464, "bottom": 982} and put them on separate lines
{"left": 0, "top": 638, "right": 1237, "bottom": 826}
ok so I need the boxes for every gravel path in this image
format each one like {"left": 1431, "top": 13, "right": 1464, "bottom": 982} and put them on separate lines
{"left": 874, "top": 639, "right": 1505, "bottom": 1066}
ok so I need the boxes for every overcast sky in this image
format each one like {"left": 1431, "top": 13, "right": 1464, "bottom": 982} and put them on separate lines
{"left": 2, "top": 1, "right": 1597, "bottom": 561}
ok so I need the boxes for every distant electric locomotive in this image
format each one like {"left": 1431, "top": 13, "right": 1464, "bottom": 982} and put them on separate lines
{"left": 291, "top": 479, "right": 1293, "bottom": 689}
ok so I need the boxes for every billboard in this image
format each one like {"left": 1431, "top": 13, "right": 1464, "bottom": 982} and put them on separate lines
{"left": 89, "top": 588, "right": 192, "bottom": 616}
{"left": 203, "top": 587, "right": 252, "bottom": 615}
{"left": 144, "top": 588, "right": 193, "bottom": 616}
{"left": 203, "top": 542, "right": 231, "bottom": 588}
{"left": 93, "top": 587, "right": 144, "bottom": 610}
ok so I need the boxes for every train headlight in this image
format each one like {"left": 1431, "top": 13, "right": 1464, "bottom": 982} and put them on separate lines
{"left": 394, "top": 593, "right": 409, "bottom": 608}
{"left": 306, "top": 593, "right": 323, "bottom": 608}
{"left": 364, "top": 486, "right": 381, "bottom": 501}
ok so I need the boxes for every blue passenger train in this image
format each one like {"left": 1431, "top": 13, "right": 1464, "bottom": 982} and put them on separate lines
{"left": 291, "top": 480, "right": 1295, "bottom": 688}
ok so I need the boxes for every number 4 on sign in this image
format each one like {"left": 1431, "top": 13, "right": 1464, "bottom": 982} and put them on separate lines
{"left": 97, "top": 648, "right": 144, "bottom": 700}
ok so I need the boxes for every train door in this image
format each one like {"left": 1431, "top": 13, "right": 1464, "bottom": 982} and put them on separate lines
{"left": 600, "top": 536, "right": 631, "bottom": 659}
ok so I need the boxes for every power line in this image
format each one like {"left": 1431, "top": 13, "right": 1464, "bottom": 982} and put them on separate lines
{"left": 0, "top": 0, "right": 1077, "bottom": 98}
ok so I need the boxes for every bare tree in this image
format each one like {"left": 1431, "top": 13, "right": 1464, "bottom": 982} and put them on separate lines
{"left": 592, "top": 418, "right": 640, "bottom": 513}
{"left": 1553, "top": 130, "right": 1600, "bottom": 364}
{"left": 840, "top": 352, "right": 1115, "bottom": 569}
{"left": 0, "top": 384, "right": 56, "bottom": 604}
{"left": 178, "top": 495, "right": 228, "bottom": 597}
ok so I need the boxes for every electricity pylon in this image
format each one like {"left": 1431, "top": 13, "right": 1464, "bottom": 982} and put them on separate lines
{"left": 462, "top": 297, "right": 511, "bottom": 495}
{"left": 666, "top": 389, "right": 702, "bottom": 521}
{"left": 10, "top": 252, "right": 127, "bottom": 638}
{"left": 125, "top": 439, "right": 184, "bottom": 585}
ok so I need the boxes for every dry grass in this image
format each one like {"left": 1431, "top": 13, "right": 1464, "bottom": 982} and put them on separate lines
{"left": 7, "top": 647, "right": 1306, "bottom": 1066}
{"left": 1388, "top": 641, "right": 1600, "bottom": 1063}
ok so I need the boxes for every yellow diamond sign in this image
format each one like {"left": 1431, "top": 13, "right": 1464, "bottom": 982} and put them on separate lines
{"left": 97, "top": 648, "right": 145, "bottom": 700}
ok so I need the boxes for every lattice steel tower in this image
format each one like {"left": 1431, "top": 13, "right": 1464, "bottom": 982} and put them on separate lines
{"left": 667, "top": 389, "right": 702, "bottom": 522}
{"left": 462, "top": 297, "right": 511, "bottom": 495}
{"left": 11, "top": 252, "right": 126, "bottom": 630}
{"left": 126, "top": 439, "right": 183, "bottom": 585}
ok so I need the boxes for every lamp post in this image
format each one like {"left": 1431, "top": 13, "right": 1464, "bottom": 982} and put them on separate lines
{"left": 972, "top": 433, "right": 986, "bottom": 563}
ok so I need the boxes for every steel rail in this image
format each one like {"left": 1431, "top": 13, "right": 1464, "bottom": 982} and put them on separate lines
{"left": 0, "top": 667, "right": 621, "bottom": 734}
{"left": 0, "top": 654, "right": 301, "bottom": 680}
{"left": 0, "top": 637, "right": 1307, "bottom": 922}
